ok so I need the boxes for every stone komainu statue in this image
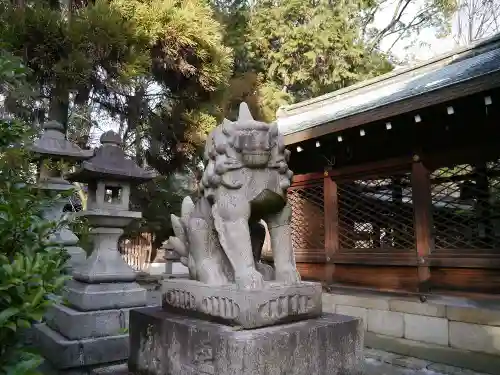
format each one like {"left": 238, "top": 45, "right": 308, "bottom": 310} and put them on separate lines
{"left": 168, "top": 103, "right": 300, "bottom": 290}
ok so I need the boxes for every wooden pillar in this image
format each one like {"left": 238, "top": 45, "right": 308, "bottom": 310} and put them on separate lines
{"left": 324, "top": 171, "right": 339, "bottom": 282}
{"left": 411, "top": 156, "right": 434, "bottom": 293}
{"left": 473, "top": 162, "right": 492, "bottom": 246}
{"left": 391, "top": 177, "right": 403, "bottom": 248}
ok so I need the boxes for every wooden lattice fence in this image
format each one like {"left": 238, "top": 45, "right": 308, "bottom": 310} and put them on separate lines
{"left": 119, "top": 232, "right": 153, "bottom": 272}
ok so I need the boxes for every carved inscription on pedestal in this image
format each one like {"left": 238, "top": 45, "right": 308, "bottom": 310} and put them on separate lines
{"left": 138, "top": 324, "right": 163, "bottom": 374}
{"left": 192, "top": 338, "right": 215, "bottom": 375}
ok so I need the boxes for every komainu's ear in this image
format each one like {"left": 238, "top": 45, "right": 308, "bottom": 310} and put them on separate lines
{"left": 276, "top": 132, "right": 286, "bottom": 152}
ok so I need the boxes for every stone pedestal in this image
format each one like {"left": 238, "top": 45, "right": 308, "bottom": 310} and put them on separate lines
{"left": 162, "top": 279, "right": 322, "bottom": 329}
{"left": 129, "top": 307, "right": 364, "bottom": 375}
{"left": 34, "top": 216, "right": 148, "bottom": 373}
{"left": 35, "top": 323, "right": 129, "bottom": 372}
{"left": 34, "top": 236, "right": 147, "bottom": 374}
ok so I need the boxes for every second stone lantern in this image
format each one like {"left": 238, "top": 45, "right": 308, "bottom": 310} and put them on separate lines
{"left": 30, "top": 120, "right": 93, "bottom": 272}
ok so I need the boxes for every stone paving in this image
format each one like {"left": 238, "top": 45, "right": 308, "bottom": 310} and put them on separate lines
{"left": 364, "top": 348, "right": 489, "bottom": 375}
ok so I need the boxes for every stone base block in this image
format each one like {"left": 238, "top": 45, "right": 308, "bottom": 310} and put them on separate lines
{"left": 129, "top": 307, "right": 364, "bottom": 375}
{"left": 45, "top": 304, "right": 132, "bottom": 340}
{"left": 34, "top": 323, "right": 129, "bottom": 370}
{"left": 64, "top": 279, "right": 146, "bottom": 311}
{"left": 162, "top": 279, "right": 322, "bottom": 329}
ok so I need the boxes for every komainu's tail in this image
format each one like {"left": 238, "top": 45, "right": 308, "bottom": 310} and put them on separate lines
{"left": 168, "top": 196, "right": 195, "bottom": 268}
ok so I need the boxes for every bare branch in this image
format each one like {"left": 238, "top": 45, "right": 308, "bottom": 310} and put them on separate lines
{"left": 385, "top": 15, "right": 431, "bottom": 54}
{"left": 368, "top": 0, "right": 412, "bottom": 51}
{"left": 380, "top": 6, "right": 434, "bottom": 40}
{"left": 454, "top": 0, "right": 500, "bottom": 45}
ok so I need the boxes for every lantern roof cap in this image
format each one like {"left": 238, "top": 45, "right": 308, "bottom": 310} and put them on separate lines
{"left": 30, "top": 120, "right": 93, "bottom": 160}
{"left": 100, "top": 131, "right": 123, "bottom": 146}
{"left": 66, "top": 131, "right": 157, "bottom": 183}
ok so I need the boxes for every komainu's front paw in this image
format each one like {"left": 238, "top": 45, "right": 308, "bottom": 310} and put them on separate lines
{"left": 275, "top": 267, "right": 301, "bottom": 285}
{"left": 236, "top": 269, "right": 265, "bottom": 290}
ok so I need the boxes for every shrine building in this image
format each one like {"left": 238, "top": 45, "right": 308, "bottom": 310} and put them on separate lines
{"left": 271, "top": 33, "right": 500, "bottom": 373}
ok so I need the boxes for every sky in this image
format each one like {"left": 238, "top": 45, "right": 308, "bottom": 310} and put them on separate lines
{"left": 375, "top": 0, "right": 458, "bottom": 64}
{"left": 385, "top": 27, "right": 457, "bottom": 63}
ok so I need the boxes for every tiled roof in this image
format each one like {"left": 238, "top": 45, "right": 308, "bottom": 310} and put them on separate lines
{"left": 277, "top": 34, "right": 500, "bottom": 138}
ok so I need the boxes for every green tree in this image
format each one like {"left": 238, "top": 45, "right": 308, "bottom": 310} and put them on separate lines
{"left": 213, "top": 0, "right": 459, "bottom": 112}
{"left": 0, "top": 0, "right": 233, "bottom": 250}
{"left": 212, "top": 0, "right": 393, "bottom": 116}
{"left": 0, "top": 52, "right": 69, "bottom": 375}
{"left": 108, "top": 0, "right": 233, "bottom": 248}
{"left": 246, "top": 0, "right": 393, "bottom": 102}
{"left": 0, "top": 0, "right": 232, "bottom": 151}
{"left": 0, "top": 0, "right": 149, "bottom": 129}
{"left": 454, "top": 0, "right": 500, "bottom": 45}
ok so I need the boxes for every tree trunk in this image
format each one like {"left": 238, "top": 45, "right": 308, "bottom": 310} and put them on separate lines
{"left": 127, "top": 84, "right": 146, "bottom": 167}
{"left": 48, "top": 84, "right": 70, "bottom": 129}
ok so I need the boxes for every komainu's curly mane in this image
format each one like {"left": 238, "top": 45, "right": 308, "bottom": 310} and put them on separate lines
{"left": 200, "top": 114, "right": 292, "bottom": 196}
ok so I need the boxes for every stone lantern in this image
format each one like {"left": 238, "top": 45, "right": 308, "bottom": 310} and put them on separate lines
{"left": 66, "top": 130, "right": 156, "bottom": 296}
{"left": 34, "top": 130, "right": 156, "bottom": 374}
{"left": 30, "top": 120, "right": 93, "bottom": 272}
